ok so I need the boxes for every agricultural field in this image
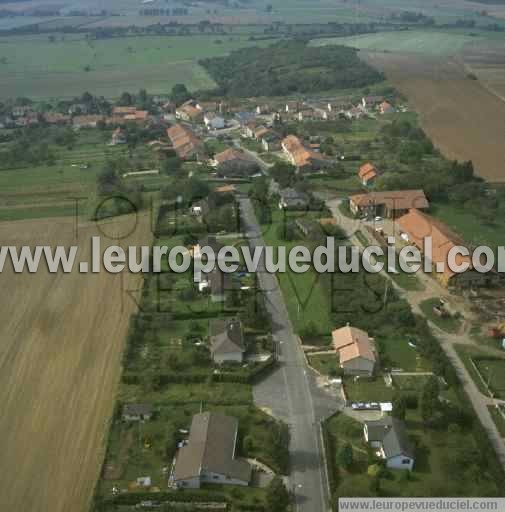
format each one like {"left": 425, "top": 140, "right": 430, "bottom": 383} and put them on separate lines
{"left": 0, "top": 213, "right": 152, "bottom": 512}
{"left": 0, "top": 34, "right": 275, "bottom": 99}
{"left": 313, "top": 30, "right": 482, "bottom": 57}
{"left": 360, "top": 49, "right": 505, "bottom": 182}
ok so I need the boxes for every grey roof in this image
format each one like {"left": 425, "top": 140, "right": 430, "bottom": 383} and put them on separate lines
{"left": 365, "top": 417, "right": 414, "bottom": 459}
{"left": 174, "top": 412, "right": 252, "bottom": 482}
{"left": 122, "top": 403, "right": 153, "bottom": 416}
{"left": 279, "top": 188, "right": 309, "bottom": 208}
{"left": 210, "top": 318, "right": 245, "bottom": 355}
{"left": 205, "top": 266, "right": 234, "bottom": 296}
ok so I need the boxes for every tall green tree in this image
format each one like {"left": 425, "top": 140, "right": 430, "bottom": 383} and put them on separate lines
{"left": 266, "top": 476, "right": 290, "bottom": 512}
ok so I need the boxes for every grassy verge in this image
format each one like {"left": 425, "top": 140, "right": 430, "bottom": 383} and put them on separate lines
{"left": 488, "top": 406, "right": 505, "bottom": 438}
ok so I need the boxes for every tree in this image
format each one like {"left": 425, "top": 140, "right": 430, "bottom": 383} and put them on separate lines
{"left": 420, "top": 376, "right": 440, "bottom": 423}
{"left": 338, "top": 442, "right": 354, "bottom": 469}
{"left": 392, "top": 395, "right": 407, "bottom": 421}
{"left": 119, "top": 91, "right": 134, "bottom": 106}
{"left": 170, "top": 83, "right": 191, "bottom": 106}
{"left": 266, "top": 477, "right": 290, "bottom": 512}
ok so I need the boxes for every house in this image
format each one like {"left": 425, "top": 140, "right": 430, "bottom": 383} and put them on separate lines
{"left": 72, "top": 115, "right": 104, "bottom": 129}
{"left": 297, "top": 108, "right": 316, "bottom": 122}
{"left": 204, "top": 113, "right": 225, "bottom": 130}
{"left": 196, "top": 100, "right": 219, "bottom": 112}
{"left": 43, "top": 112, "right": 70, "bottom": 125}
{"left": 112, "top": 106, "right": 137, "bottom": 117}
{"left": 111, "top": 127, "right": 127, "bottom": 145}
{"left": 345, "top": 106, "right": 365, "bottom": 120}
{"left": 12, "top": 105, "right": 32, "bottom": 118}
{"left": 209, "top": 318, "right": 246, "bottom": 364}
{"left": 379, "top": 101, "right": 395, "bottom": 115}
{"left": 235, "top": 111, "right": 256, "bottom": 126}
{"left": 212, "top": 148, "right": 255, "bottom": 167}
{"left": 204, "top": 266, "right": 235, "bottom": 302}
{"left": 214, "top": 149, "right": 260, "bottom": 178}
{"left": 176, "top": 103, "right": 203, "bottom": 123}
{"left": 122, "top": 403, "right": 153, "bottom": 421}
{"left": 397, "top": 208, "right": 498, "bottom": 288}
{"left": 166, "top": 124, "right": 206, "bottom": 161}
{"left": 260, "top": 130, "right": 282, "bottom": 152}
{"left": 361, "top": 95, "right": 385, "bottom": 110}
{"left": 173, "top": 412, "right": 252, "bottom": 489}
{"left": 256, "top": 104, "right": 270, "bottom": 115}
{"left": 285, "top": 101, "right": 301, "bottom": 113}
{"left": 242, "top": 120, "right": 258, "bottom": 139}
{"left": 349, "top": 190, "right": 429, "bottom": 219}
{"left": 281, "top": 135, "right": 330, "bottom": 171}
{"left": 332, "top": 324, "right": 376, "bottom": 376}
{"left": 364, "top": 417, "right": 415, "bottom": 471}
{"left": 358, "top": 162, "right": 379, "bottom": 187}
{"left": 278, "top": 188, "right": 309, "bottom": 210}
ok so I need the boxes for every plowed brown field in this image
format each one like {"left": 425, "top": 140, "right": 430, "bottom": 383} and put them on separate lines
{"left": 0, "top": 214, "right": 151, "bottom": 512}
{"left": 362, "top": 51, "right": 505, "bottom": 183}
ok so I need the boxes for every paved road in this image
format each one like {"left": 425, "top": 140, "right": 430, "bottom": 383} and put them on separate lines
{"left": 239, "top": 196, "right": 333, "bottom": 512}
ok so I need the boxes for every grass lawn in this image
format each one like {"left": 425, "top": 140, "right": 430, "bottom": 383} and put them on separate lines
{"left": 344, "top": 376, "right": 394, "bottom": 402}
{"left": 261, "top": 211, "right": 335, "bottom": 335}
{"left": 488, "top": 406, "right": 505, "bottom": 438}
{"left": 474, "top": 358, "right": 505, "bottom": 400}
{"left": 453, "top": 344, "right": 505, "bottom": 398}
{"left": 308, "top": 353, "right": 339, "bottom": 376}
{"left": 391, "top": 374, "right": 433, "bottom": 393}
{"left": 379, "top": 337, "right": 430, "bottom": 372}
{"left": 419, "top": 298, "right": 462, "bottom": 334}
{"left": 431, "top": 202, "right": 505, "bottom": 252}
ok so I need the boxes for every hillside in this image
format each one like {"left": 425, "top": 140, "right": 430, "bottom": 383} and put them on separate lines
{"left": 199, "top": 40, "right": 384, "bottom": 97}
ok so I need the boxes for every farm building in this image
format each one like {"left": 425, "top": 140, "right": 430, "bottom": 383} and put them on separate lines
{"left": 332, "top": 324, "right": 376, "bottom": 376}
{"left": 349, "top": 189, "right": 429, "bottom": 219}
{"left": 397, "top": 208, "right": 498, "bottom": 288}
{"left": 364, "top": 417, "right": 415, "bottom": 471}
{"left": 173, "top": 412, "right": 252, "bottom": 489}
{"left": 209, "top": 318, "right": 246, "bottom": 364}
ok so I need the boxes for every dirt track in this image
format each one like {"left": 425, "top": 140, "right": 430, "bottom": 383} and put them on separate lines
{"left": 363, "top": 51, "right": 505, "bottom": 183}
{"left": 0, "top": 214, "right": 151, "bottom": 512}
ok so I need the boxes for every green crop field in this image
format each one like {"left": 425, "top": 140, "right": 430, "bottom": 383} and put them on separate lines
{"left": 0, "top": 34, "right": 274, "bottom": 100}
{"left": 313, "top": 30, "right": 488, "bottom": 57}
